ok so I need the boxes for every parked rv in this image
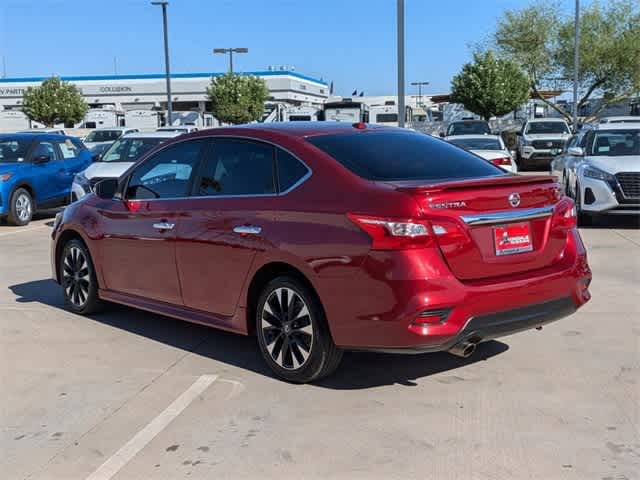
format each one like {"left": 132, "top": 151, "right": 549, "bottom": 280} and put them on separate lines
{"left": 83, "top": 108, "right": 125, "bottom": 129}
{"left": 0, "top": 110, "right": 31, "bottom": 132}
{"left": 284, "top": 105, "right": 320, "bottom": 122}
{"left": 124, "top": 110, "right": 162, "bottom": 130}
{"left": 323, "top": 100, "right": 369, "bottom": 123}
{"left": 370, "top": 102, "right": 413, "bottom": 127}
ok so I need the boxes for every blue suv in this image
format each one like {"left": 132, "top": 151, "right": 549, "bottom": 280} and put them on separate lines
{"left": 0, "top": 133, "right": 92, "bottom": 225}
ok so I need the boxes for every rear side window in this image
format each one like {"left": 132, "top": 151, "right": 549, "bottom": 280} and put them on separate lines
{"left": 307, "top": 131, "right": 504, "bottom": 181}
{"left": 196, "top": 139, "right": 275, "bottom": 196}
{"left": 277, "top": 149, "right": 309, "bottom": 192}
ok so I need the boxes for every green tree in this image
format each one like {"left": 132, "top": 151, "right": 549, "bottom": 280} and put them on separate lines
{"left": 207, "top": 73, "right": 269, "bottom": 125}
{"left": 450, "top": 51, "right": 530, "bottom": 120}
{"left": 22, "top": 76, "right": 88, "bottom": 127}
{"left": 495, "top": 0, "right": 640, "bottom": 122}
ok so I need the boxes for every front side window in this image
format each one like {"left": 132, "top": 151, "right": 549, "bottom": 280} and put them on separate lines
{"left": 33, "top": 142, "right": 59, "bottom": 161}
{"left": 589, "top": 130, "right": 640, "bottom": 156}
{"left": 525, "top": 122, "right": 570, "bottom": 134}
{"left": 307, "top": 130, "right": 504, "bottom": 181}
{"left": 56, "top": 139, "right": 80, "bottom": 159}
{"left": 126, "top": 139, "right": 205, "bottom": 199}
{"left": 196, "top": 139, "right": 275, "bottom": 196}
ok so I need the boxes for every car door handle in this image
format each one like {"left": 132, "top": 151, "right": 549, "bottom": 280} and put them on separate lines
{"left": 153, "top": 222, "right": 175, "bottom": 231}
{"left": 233, "top": 225, "right": 262, "bottom": 235}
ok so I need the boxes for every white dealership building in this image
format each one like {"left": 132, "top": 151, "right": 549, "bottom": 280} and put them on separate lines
{"left": 0, "top": 70, "right": 329, "bottom": 113}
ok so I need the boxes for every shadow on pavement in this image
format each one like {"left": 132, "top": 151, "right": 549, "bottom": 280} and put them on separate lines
{"left": 9, "top": 278, "right": 509, "bottom": 389}
{"left": 579, "top": 214, "right": 639, "bottom": 230}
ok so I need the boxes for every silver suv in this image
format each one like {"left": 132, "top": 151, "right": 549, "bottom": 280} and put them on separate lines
{"left": 517, "top": 118, "right": 571, "bottom": 170}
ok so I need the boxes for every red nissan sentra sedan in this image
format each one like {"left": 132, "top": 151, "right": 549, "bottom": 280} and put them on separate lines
{"left": 50, "top": 122, "right": 592, "bottom": 382}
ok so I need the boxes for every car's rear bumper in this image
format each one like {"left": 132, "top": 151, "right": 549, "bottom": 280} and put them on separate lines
{"left": 320, "top": 230, "right": 591, "bottom": 351}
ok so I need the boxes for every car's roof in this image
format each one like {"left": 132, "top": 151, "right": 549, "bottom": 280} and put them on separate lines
{"left": 588, "top": 122, "right": 640, "bottom": 131}
{"left": 449, "top": 119, "right": 488, "bottom": 124}
{"left": 121, "top": 131, "right": 181, "bottom": 139}
{"left": 233, "top": 121, "right": 389, "bottom": 137}
{"left": 89, "top": 127, "right": 132, "bottom": 132}
{"left": 17, "top": 129, "right": 64, "bottom": 133}
{"left": 0, "top": 132, "right": 71, "bottom": 141}
{"left": 526, "top": 118, "right": 567, "bottom": 123}
{"left": 446, "top": 134, "right": 500, "bottom": 140}
{"left": 598, "top": 116, "right": 639, "bottom": 122}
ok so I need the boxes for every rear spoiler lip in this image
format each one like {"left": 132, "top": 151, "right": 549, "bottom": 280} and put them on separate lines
{"left": 385, "top": 174, "right": 558, "bottom": 194}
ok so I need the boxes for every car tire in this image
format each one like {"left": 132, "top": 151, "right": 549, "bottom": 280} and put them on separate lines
{"left": 59, "top": 239, "right": 104, "bottom": 315}
{"left": 256, "top": 275, "right": 343, "bottom": 383}
{"left": 7, "top": 188, "right": 34, "bottom": 226}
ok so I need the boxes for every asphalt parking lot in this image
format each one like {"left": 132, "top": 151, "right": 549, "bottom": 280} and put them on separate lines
{"left": 1, "top": 212, "right": 638, "bottom": 480}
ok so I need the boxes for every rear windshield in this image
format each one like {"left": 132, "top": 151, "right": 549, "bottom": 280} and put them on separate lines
{"left": 307, "top": 131, "right": 504, "bottom": 181}
{"left": 85, "top": 130, "right": 122, "bottom": 143}
{"left": 446, "top": 122, "right": 491, "bottom": 136}
{"left": 448, "top": 137, "right": 502, "bottom": 150}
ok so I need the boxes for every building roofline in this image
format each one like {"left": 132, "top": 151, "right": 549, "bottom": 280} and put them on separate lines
{"left": 0, "top": 70, "right": 328, "bottom": 86}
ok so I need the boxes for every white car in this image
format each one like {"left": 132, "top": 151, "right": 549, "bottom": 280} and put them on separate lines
{"left": 517, "top": 118, "right": 571, "bottom": 170}
{"left": 447, "top": 134, "right": 518, "bottom": 173}
{"left": 552, "top": 123, "right": 640, "bottom": 223}
{"left": 71, "top": 131, "right": 179, "bottom": 201}
{"left": 83, "top": 127, "right": 138, "bottom": 150}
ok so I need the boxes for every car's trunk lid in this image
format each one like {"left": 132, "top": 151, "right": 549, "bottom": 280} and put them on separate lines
{"left": 383, "top": 175, "right": 566, "bottom": 281}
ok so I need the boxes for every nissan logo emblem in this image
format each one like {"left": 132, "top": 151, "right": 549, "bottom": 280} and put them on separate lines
{"left": 509, "top": 193, "right": 521, "bottom": 207}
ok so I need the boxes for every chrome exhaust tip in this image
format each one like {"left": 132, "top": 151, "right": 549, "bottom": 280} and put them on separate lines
{"left": 449, "top": 341, "right": 477, "bottom": 358}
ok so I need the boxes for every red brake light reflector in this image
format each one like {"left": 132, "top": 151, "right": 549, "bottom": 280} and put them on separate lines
{"left": 552, "top": 198, "right": 577, "bottom": 229}
{"left": 347, "top": 213, "right": 434, "bottom": 250}
{"left": 490, "top": 157, "right": 512, "bottom": 166}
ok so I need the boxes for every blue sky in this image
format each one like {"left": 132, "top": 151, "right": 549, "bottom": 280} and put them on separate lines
{"left": 1, "top": 0, "right": 581, "bottom": 95}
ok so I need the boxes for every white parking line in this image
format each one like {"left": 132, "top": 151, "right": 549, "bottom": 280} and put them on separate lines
{"left": 85, "top": 374, "right": 218, "bottom": 480}
{"left": 0, "top": 225, "right": 48, "bottom": 238}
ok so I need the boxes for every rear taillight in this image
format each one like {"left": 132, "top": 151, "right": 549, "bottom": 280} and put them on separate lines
{"left": 347, "top": 213, "right": 434, "bottom": 250}
{"left": 552, "top": 198, "right": 577, "bottom": 229}
{"left": 490, "top": 157, "right": 512, "bottom": 166}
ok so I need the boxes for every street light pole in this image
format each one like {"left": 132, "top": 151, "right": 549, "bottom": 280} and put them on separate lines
{"left": 151, "top": 1, "right": 173, "bottom": 124}
{"left": 411, "top": 81, "right": 429, "bottom": 108}
{"left": 397, "top": 0, "right": 405, "bottom": 128}
{"left": 213, "top": 48, "right": 249, "bottom": 74}
{"left": 572, "top": 0, "right": 580, "bottom": 131}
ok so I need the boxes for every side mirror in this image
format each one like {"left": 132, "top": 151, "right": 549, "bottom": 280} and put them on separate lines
{"left": 567, "top": 146, "right": 584, "bottom": 156}
{"left": 94, "top": 178, "right": 118, "bottom": 199}
{"left": 33, "top": 154, "right": 51, "bottom": 164}
{"left": 439, "top": 132, "right": 445, "bottom": 138}
{"left": 510, "top": 150, "right": 517, "bottom": 158}
{"left": 91, "top": 153, "right": 102, "bottom": 162}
